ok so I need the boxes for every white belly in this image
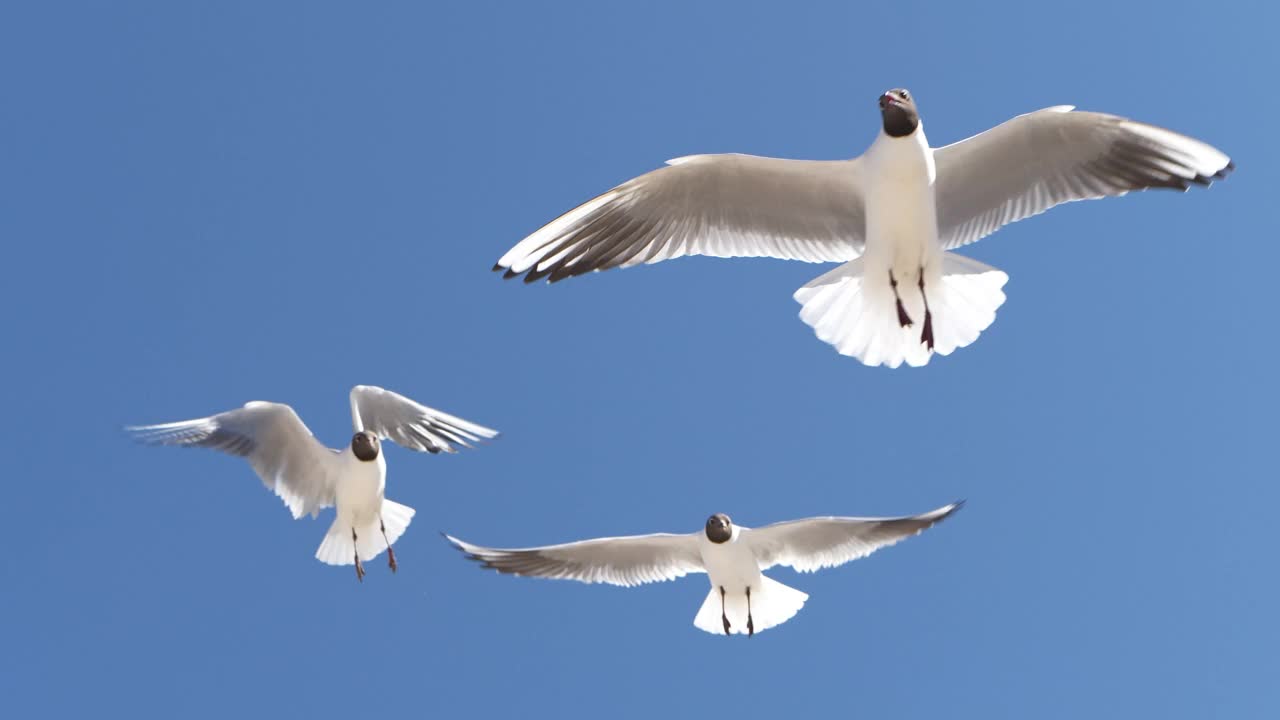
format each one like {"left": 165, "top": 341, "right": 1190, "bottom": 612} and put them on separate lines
{"left": 862, "top": 130, "right": 941, "bottom": 283}
{"left": 699, "top": 537, "right": 762, "bottom": 592}
{"left": 334, "top": 453, "right": 386, "bottom": 527}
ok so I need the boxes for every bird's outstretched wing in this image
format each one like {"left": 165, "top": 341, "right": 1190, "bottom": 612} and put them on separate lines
{"left": 127, "top": 402, "right": 341, "bottom": 519}
{"left": 349, "top": 385, "right": 498, "bottom": 454}
{"left": 495, "top": 154, "right": 867, "bottom": 283}
{"left": 745, "top": 501, "right": 963, "bottom": 573}
{"left": 933, "top": 106, "right": 1233, "bottom": 250}
{"left": 445, "top": 532, "right": 705, "bottom": 587}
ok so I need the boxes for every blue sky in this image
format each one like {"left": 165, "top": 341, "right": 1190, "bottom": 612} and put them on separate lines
{"left": 1, "top": 1, "right": 1276, "bottom": 717}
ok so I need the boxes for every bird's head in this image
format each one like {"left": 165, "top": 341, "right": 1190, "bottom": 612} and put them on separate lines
{"left": 878, "top": 88, "right": 920, "bottom": 138}
{"left": 705, "top": 513, "right": 733, "bottom": 544}
{"left": 351, "top": 431, "right": 381, "bottom": 462}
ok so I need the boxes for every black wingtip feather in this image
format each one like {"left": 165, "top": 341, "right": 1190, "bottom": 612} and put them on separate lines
{"left": 441, "top": 533, "right": 481, "bottom": 563}
{"left": 442, "top": 533, "right": 469, "bottom": 553}
{"left": 522, "top": 265, "right": 553, "bottom": 283}
{"left": 441, "top": 534, "right": 506, "bottom": 573}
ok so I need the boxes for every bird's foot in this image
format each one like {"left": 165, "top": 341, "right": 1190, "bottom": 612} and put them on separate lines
{"left": 890, "top": 270, "right": 913, "bottom": 327}
{"left": 722, "top": 615, "right": 731, "bottom": 635}
{"left": 916, "top": 270, "right": 933, "bottom": 349}
{"left": 895, "top": 298, "right": 913, "bottom": 328}
{"left": 747, "top": 616, "right": 755, "bottom": 638}
{"left": 354, "top": 557, "right": 366, "bottom": 583}
{"left": 387, "top": 546, "right": 398, "bottom": 574}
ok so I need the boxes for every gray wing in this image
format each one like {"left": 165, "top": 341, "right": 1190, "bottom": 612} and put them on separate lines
{"left": 127, "top": 402, "right": 341, "bottom": 519}
{"left": 349, "top": 385, "right": 498, "bottom": 454}
{"left": 495, "top": 153, "right": 866, "bottom": 283}
{"left": 445, "top": 532, "right": 705, "bottom": 587}
{"left": 933, "top": 106, "right": 1233, "bottom": 250}
{"left": 745, "top": 501, "right": 964, "bottom": 573}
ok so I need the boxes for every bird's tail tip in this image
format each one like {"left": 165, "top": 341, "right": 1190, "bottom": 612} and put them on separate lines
{"left": 692, "top": 577, "right": 809, "bottom": 636}
{"left": 315, "top": 500, "right": 416, "bottom": 566}
{"left": 794, "top": 254, "right": 1007, "bottom": 368}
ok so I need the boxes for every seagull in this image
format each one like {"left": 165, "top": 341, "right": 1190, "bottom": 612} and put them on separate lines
{"left": 445, "top": 501, "right": 961, "bottom": 636}
{"left": 495, "top": 89, "right": 1233, "bottom": 368}
{"left": 128, "top": 385, "right": 498, "bottom": 581}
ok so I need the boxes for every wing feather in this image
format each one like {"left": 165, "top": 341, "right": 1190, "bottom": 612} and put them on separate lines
{"left": 746, "top": 501, "right": 963, "bottom": 573}
{"left": 127, "top": 402, "right": 341, "bottom": 519}
{"left": 445, "top": 532, "right": 704, "bottom": 588}
{"left": 934, "top": 107, "right": 1232, "bottom": 250}
{"left": 349, "top": 385, "right": 497, "bottom": 454}
{"left": 496, "top": 154, "right": 866, "bottom": 282}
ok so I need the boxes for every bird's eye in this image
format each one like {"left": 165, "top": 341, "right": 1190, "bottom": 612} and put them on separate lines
{"left": 900, "top": 91, "right": 909, "bottom": 99}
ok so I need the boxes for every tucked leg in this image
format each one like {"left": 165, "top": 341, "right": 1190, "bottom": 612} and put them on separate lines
{"left": 352, "top": 528, "right": 365, "bottom": 583}
{"left": 720, "top": 586, "right": 731, "bottom": 635}
{"left": 746, "top": 586, "right": 755, "bottom": 638}
{"left": 381, "top": 517, "right": 397, "bottom": 573}
{"left": 889, "top": 270, "right": 913, "bottom": 328}
{"left": 917, "top": 270, "right": 934, "bottom": 351}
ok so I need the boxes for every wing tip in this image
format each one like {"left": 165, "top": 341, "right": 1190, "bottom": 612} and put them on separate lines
{"left": 442, "top": 533, "right": 506, "bottom": 568}
{"left": 123, "top": 425, "right": 161, "bottom": 444}
{"left": 934, "top": 499, "right": 966, "bottom": 522}
{"left": 452, "top": 547, "right": 514, "bottom": 575}
{"left": 1186, "top": 158, "right": 1233, "bottom": 189}
{"left": 123, "top": 420, "right": 209, "bottom": 445}
{"left": 442, "top": 532, "right": 484, "bottom": 561}
{"left": 495, "top": 263, "right": 590, "bottom": 285}
{"left": 439, "top": 424, "right": 500, "bottom": 452}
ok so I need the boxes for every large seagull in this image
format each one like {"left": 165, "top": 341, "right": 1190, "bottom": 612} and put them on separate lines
{"left": 495, "top": 89, "right": 1233, "bottom": 368}
{"left": 129, "top": 385, "right": 497, "bottom": 581}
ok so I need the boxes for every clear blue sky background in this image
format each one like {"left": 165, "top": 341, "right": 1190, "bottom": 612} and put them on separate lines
{"left": 1, "top": 2, "right": 1275, "bottom": 717}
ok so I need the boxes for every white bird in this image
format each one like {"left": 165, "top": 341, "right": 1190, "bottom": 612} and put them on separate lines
{"left": 446, "top": 501, "right": 961, "bottom": 636}
{"left": 128, "top": 385, "right": 498, "bottom": 581}
{"left": 495, "top": 89, "right": 1233, "bottom": 368}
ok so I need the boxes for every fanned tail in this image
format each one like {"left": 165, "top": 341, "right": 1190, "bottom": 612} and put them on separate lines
{"left": 794, "top": 253, "right": 1008, "bottom": 368}
{"left": 314, "top": 499, "right": 416, "bottom": 566}
{"left": 692, "top": 576, "right": 809, "bottom": 636}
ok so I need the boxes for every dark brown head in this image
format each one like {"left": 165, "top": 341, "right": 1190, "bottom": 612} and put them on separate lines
{"left": 704, "top": 513, "right": 733, "bottom": 544}
{"left": 351, "top": 431, "right": 380, "bottom": 462}
{"left": 878, "top": 88, "right": 919, "bottom": 138}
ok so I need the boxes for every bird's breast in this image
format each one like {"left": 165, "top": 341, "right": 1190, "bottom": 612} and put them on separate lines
{"left": 699, "top": 538, "right": 761, "bottom": 588}
{"left": 335, "top": 454, "right": 387, "bottom": 518}
{"left": 863, "top": 136, "right": 939, "bottom": 267}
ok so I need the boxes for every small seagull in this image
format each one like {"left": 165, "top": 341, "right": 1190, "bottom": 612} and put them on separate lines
{"left": 495, "top": 89, "right": 1233, "bottom": 368}
{"left": 446, "top": 501, "right": 961, "bottom": 636}
{"left": 128, "top": 385, "right": 497, "bottom": 581}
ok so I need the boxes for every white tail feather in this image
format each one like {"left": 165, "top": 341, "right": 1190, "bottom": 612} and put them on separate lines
{"left": 693, "top": 576, "right": 809, "bottom": 636}
{"left": 314, "top": 499, "right": 416, "bottom": 566}
{"left": 794, "top": 253, "right": 1008, "bottom": 368}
